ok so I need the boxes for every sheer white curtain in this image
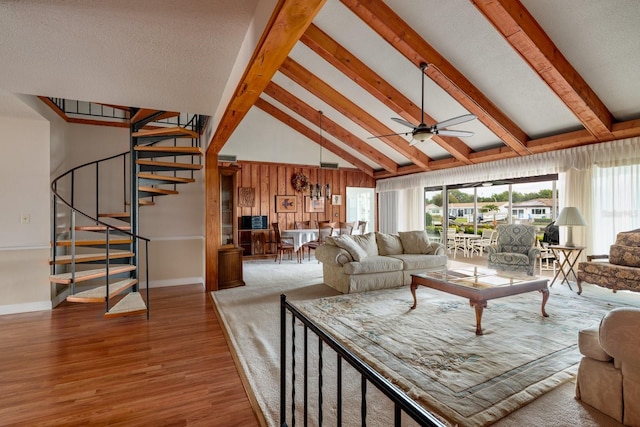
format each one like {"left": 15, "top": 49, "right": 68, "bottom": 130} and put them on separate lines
{"left": 590, "top": 163, "right": 640, "bottom": 254}
{"left": 377, "top": 137, "right": 640, "bottom": 246}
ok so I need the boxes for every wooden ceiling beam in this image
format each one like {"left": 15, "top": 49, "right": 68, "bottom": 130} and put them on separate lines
{"left": 255, "top": 98, "right": 376, "bottom": 176}
{"left": 264, "top": 82, "right": 398, "bottom": 173}
{"left": 472, "top": 0, "right": 614, "bottom": 141}
{"left": 279, "top": 57, "right": 433, "bottom": 169}
{"left": 340, "top": 0, "right": 531, "bottom": 156}
{"left": 301, "top": 23, "right": 473, "bottom": 164}
{"left": 206, "top": 0, "right": 326, "bottom": 154}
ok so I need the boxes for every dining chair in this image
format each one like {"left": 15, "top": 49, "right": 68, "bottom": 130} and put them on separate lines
{"left": 294, "top": 220, "right": 311, "bottom": 229}
{"left": 356, "top": 220, "right": 368, "bottom": 234}
{"left": 272, "top": 222, "right": 297, "bottom": 263}
{"left": 302, "top": 224, "right": 334, "bottom": 262}
{"left": 471, "top": 229, "right": 495, "bottom": 257}
{"left": 339, "top": 221, "right": 355, "bottom": 235}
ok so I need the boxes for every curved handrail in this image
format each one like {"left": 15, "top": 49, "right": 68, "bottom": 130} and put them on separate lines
{"left": 51, "top": 150, "right": 149, "bottom": 242}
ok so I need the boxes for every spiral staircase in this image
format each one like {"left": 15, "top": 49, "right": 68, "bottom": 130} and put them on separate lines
{"left": 49, "top": 105, "right": 204, "bottom": 318}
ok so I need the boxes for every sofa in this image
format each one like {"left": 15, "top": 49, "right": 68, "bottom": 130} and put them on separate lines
{"left": 576, "top": 307, "right": 640, "bottom": 425}
{"left": 577, "top": 228, "right": 640, "bottom": 295}
{"left": 315, "top": 230, "right": 448, "bottom": 294}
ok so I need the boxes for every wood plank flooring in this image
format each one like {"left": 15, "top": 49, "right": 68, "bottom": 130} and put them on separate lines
{"left": 0, "top": 285, "right": 260, "bottom": 427}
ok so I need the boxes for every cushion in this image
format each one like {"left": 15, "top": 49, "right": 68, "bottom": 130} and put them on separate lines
{"left": 342, "top": 256, "right": 403, "bottom": 275}
{"left": 387, "top": 253, "right": 448, "bottom": 270}
{"left": 330, "top": 235, "right": 368, "bottom": 261}
{"left": 609, "top": 244, "right": 640, "bottom": 267}
{"left": 398, "top": 230, "right": 431, "bottom": 254}
{"left": 376, "top": 233, "right": 404, "bottom": 255}
{"left": 351, "top": 232, "right": 379, "bottom": 257}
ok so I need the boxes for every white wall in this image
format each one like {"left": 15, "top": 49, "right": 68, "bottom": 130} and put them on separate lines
{"left": 0, "top": 97, "right": 51, "bottom": 314}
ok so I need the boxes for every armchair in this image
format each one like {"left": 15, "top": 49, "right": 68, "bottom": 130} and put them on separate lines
{"left": 576, "top": 307, "right": 640, "bottom": 425}
{"left": 487, "top": 224, "right": 540, "bottom": 275}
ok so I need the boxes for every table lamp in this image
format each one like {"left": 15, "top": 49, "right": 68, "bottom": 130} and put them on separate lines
{"left": 555, "top": 207, "right": 587, "bottom": 247}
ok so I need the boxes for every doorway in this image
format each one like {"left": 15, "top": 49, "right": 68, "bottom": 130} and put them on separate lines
{"left": 346, "top": 187, "right": 375, "bottom": 233}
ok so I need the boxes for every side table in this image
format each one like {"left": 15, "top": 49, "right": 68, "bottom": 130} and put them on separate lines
{"left": 549, "top": 245, "right": 585, "bottom": 291}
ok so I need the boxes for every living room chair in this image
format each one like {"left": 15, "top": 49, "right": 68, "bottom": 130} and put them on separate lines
{"left": 576, "top": 307, "right": 640, "bottom": 425}
{"left": 302, "top": 224, "right": 334, "bottom": 262}
{"left": 487, "top": 224, "right": 540, "bottom": 275}
{"left": 272, "top": 222, "right": 297, "bottom": 263}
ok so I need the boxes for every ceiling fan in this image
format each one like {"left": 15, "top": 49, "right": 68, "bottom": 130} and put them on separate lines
{"left": 370, "top": 63, "right": 476, "bottom": 145}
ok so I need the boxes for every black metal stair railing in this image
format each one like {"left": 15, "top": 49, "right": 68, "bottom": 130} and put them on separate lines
{"left": 51, "top": 150, "right": 150, "bottom": 317}
{"left": 280, "top": 294, "right": 446, "bottom": 427}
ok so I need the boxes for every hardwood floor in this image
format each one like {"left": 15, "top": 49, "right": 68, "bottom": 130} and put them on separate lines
{"left": 0, "top": 285, "right": 260, "bottom": 427}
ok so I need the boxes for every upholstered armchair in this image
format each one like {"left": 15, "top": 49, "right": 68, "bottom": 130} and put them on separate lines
{"left": 487, "top": 224, "right": 540, "bottom": 275}
{"left": 576, "top": 307, "right": 640, "bottom": 425}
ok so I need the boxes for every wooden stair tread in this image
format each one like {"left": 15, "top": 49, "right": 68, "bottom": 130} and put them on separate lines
{"left": 138, "top": 186, "right": 179, "bottom": 196}
{"left": 104, "top": 292, "right": 147, "bottom": 318}
{"left": 66, "top": 279, "right": 138, "bottom": 303}
{"left": 75, "top": 225, "right": 131, "bottom": 232}
{"left": 138, "top": 173, "right": 195, "bottom": 184}
{"left": 136, "top": 159, "right": 203, "bottom": 171}
{"left": 55, "top": 238, "right": 132, "bottom": 247}
{"left": 98, "top": 212, "right": 130, "bottom": 218}
{"left": 49, "top": 265, "right": 136, "bottom": 285}
{"left": 133, "top": 128, "right": 199, "bottom": 140}
{"left": 49, "top": 251, "right": 134, "bottom": 265}
{"left": 125, "top": 200, "right": 155, "bottom": 206}
{"left": 131, "top": 109, "right": 179, "bottom": 124}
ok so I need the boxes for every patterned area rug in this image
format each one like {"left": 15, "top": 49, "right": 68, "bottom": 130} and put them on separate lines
{"left": 292, "top": 285, "right": 621, "bottom": 427}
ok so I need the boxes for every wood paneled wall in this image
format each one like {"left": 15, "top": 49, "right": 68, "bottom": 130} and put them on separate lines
{"left": 234, "top": 160, "right": 375, "bottom": 230}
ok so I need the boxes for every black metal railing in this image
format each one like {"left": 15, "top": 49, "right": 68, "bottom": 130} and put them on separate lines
{"left": 280, "top": 295, "right": 445, "bottom": 427}
{"left": 51, "top": 150, "right": 150, "bottom": 318}
{"left": 48, "top": 98, "right": 129, "bottom": 121}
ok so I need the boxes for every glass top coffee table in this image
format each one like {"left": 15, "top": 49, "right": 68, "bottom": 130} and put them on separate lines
{"left": 410, "top": 267, "right": 549, "bottom": 335}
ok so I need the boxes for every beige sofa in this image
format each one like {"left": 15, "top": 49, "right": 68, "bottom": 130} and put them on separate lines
{"left": 315, "top": 231, "right": 447, "bottom": 294}
{"left": 576, "top": 307, "right": 640, "bottom": 425}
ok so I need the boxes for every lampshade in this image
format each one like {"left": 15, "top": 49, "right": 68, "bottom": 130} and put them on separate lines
{"left": 555, "top": 207, "right": 587, "bottom": 247}
{"left": 413, "top": 129, "right": 434, "bottom": 142}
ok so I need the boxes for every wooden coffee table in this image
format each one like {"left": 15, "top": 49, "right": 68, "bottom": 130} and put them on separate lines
{"left": 411, "top": 267, "right": 549, "bottom": 335}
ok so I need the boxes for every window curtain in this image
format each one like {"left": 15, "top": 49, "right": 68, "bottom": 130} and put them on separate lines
{"left": 376, "top": 137, "right": 640, "bottom": 250}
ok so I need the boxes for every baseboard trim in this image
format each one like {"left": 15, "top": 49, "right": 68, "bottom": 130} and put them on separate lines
{"left": 0, "top": 300, "right": 52, "bottom": 315}
{"left": 139, "top": 277, "right": 204, "bottom": 289}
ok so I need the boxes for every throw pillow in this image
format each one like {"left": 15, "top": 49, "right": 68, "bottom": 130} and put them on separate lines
{"left": 351, "top": 232, "right": 379, "bottom": 257}
{"left": 398, "top": 230, "right": 431, "bottom": 254}
{"left": 376, "top": 232, "right": 404, "bottom": 255}
{"left": 332, "top": 235, "right": 368, "bottom": 261}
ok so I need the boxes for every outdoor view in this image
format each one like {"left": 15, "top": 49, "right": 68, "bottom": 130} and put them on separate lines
{"left": 424, "top": 177, "right": 558, "bottom": 240}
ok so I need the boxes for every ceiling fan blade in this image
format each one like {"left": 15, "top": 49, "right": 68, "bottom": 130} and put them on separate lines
{"left": 391, "top": 117, "right": 417, "bottom": 129}
{"left": 436, "top": 129, "right": 474, "bottom": 137}
{"left": 367, "top": 131, "right": 410, "bottom": 140}
{"left": 434, "top": 114, "right": 477, "bottom": 129}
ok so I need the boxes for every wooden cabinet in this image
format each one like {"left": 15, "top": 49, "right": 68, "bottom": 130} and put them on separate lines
{"left": 239, "top": 229, "right": 274, "bottom": 256}
{"left": 218, "top": 247, "right": 245, "bottom": 289}
{"left": 218, "top": 165, "right": 244, "bottom": 288}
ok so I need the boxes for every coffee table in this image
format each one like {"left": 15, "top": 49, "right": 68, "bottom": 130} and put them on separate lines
{"left": 410, "top": 267, "right": 549, "bottom": 335}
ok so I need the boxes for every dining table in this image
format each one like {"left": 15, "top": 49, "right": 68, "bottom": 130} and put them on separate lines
{"left": 282, "top": 228, "right": 319, "bottom": 253}
{"left": 455, "top": 233, "right": 482, "bottom": 258}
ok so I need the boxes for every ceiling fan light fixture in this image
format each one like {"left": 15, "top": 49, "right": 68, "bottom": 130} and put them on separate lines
{"left": 413, "top": 129, "right": 434, "bottom": 142}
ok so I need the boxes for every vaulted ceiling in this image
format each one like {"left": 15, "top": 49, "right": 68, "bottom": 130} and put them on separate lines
{"left": 2, "top": 0, "right": 640, "bottom": 181}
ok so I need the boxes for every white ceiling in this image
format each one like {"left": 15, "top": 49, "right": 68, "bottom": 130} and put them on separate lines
{"left": 1, "top": 0, "right": 639, "bottom": 175}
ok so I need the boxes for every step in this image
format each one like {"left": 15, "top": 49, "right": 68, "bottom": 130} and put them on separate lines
{"left": 125, "top": 200, "right": 155, "bottom": 207}
{"left": 75, "top": 225, "right": 131, "bottom": 232}
{"left": 66, "top": 279, "right": 138, "bottom": 303}
{"left": 55, "top": 238, "right": 132, "bottom": 247}
{"left": 98, "top": 212, "right": 131, "bottom": 222}
{"left": 138, "top": 186, "right": 179, "bottom": 198}
{"left": 138, "top": 172, "right": 195, "bottom": 185}
{"left": 137, "top": 159, "right": 203, "bottom": 172}
{"left": 49, "top": 251, "right": 134, "bottom": 265}
{"left": 132, "top": 127, "right": 199, "bottom": 140}
{"left": 104, "top": 292, "right": 147, "bottom": 318}
{"left": 49, "top": 265, "right": 136, "bottom": 285}
{"left": 131, "top": 109, "right": 179, "bottom": 126}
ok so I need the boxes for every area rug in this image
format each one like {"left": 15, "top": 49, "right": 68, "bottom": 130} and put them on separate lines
{"left": 291, "top": 285, "right": 620, "bottom": 426}
{"left": 212, "top": 259, "right": 632, "bottom": 427}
